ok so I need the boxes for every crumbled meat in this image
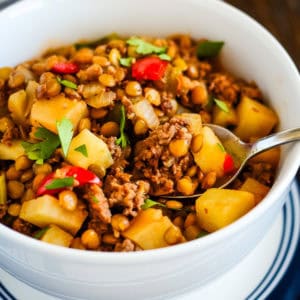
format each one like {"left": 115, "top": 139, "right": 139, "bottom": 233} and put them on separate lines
{"left": 12, "top": 218, "right": 34, "bottom": 236}
{"left": 208, "top": 72, "right": 240, "bottom": 103}
{"left": 84, "top": 183, "right": 112, "bottom": 223}
{"left": 240, "top": 81, "right": 263, "bottom": 100}
{"left": 114, "top": 238, "right": 136, "bottom": 252}
{"left": 104, "top": 167, "right": 150, "bottom": 216}
{"left": 134, "top": 117, "right": 193, "bottom": 195}
{"left": 1, "top": 125, "right": 20, "bottom": 146}
{"left": 88, "top": 218, "right": 109, "bottom": 236}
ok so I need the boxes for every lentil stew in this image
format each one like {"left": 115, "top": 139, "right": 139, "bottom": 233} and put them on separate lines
{"left": 0, "top": 34, "right": 279, "bottom": 251}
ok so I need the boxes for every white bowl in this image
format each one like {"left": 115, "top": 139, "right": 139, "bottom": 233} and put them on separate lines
{"left": 0, "top": 0, "right": 300, "bottom": 299}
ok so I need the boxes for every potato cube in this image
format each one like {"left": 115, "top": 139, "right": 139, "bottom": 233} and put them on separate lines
{"left": 240, "top": 177, "right": 270, "bottom": 204}
{"left": 234, "top": 96, "right": 278, "bottom": 141}
{"left": 30, "top": 95, "right": 88, "bottom": 133}
{"left": 212, "top": 105, "right": 237, "bottom": 127}
{"left": 41, "top": 225, "right": 73, "bottom": 247}
{"left": 66, "top": 129, "right": 113, "bottom": 171}
{"left": 20, "top": 195, "right": 87, "bottom": 235}
{"left": 193, "top": 126, "right": 227, "bottom": 177}
{"left": 0, "top": 140, "right": 25, "bottom": 160}
{"left": 196, "top": 188, "right": 255, "bottom": 232}
{"left": 176, "top": 113, "right": 202, "bottom": 135}
{"left": 123, "top": 208, "right": 185, "bottom": 250}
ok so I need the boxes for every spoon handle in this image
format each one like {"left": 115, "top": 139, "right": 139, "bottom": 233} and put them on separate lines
{"left": 249, "top": 127, "right": 300, "bottom": 158}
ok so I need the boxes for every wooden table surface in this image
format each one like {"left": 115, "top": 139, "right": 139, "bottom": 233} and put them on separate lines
{"left": 225, "top": 0, "right": 300, "bottom": 69}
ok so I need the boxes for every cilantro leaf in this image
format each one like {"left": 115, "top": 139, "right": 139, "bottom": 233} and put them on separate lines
{"left": 33, "top": 227, "right": 49, "bottom": 239}
{"left": 119, "top": 57, "right": 135, "bottom": 67}
{"left": 75, "top": 144, "right": 88, "bottom": 157}
{"left": 197, "top": 41, "right": 224, "bottom": 58}
{"left": 21, "top": 127, "right": 60, "bottom": 164}
{"left": 141, "top": 198, "right": 166, "bottom": 210}
{"left": 57, "top": 77, "right": 78, "bottom": 90}
{"left": 116, "top": 105, "right": 129, "bottom": 148}
{"left": 214, "top": 98, "right": 229, "bottom": 113}
{"left": 158, "top": 53, "right": 171, "bottom": 61}
{"left": 56, "top": 118, "right": 74, "bottom": 157}
{"left": 45, "top": 177, "right": 74, "bottom": 190}
{"left": 127, "top": 38, "right": 166, "bottom": 55}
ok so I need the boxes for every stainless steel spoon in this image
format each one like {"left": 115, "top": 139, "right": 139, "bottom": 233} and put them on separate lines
{"left": 162, "top": 125, "right": 300, "bottom": 199}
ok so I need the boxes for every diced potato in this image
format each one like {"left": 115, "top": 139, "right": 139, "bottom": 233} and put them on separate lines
{"left": 240, "top": 177, "right": 270, "bottom": 204}
{"left": 67, "top": 129, "right": 113, "bottom": 171}
{"left": 0, "top": 67, "right": 12, "bottom": 80}
{"left": 123, "top": 208, "right": 185, "bottom": 250}
{"left": 41, "top": 224, "right": 73, "bottom": 247}
{"left": 176, "top": 113, "right": 202, "bottom": 135}
{"left": 0, "top": 172, "right": 7, "bottom": 205}
{"left": 0, "top": 140, "right": 25, "bottom": 160}
{"left": 30, "top": 95, "right": 88, "bottom": 133}
{"left": 8, "top": 90, "right": 28, "bottom": 125}
{"left": 212, "top": 105, "right": 237, "bottom": 127}
{"left": 19, "top": 195, "right": 88, "bottom": 235}
{"left": 234, "top": 96, "right": 278, "bottom": 141}
{"left": 193, "top": 126, "right": 227, "bottom": 177}
{"left": 196, "top": 188, "right": 255, "bottom": 232}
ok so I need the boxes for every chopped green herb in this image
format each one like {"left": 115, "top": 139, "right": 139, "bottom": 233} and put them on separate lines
{"left": 197, "top": 40, "right": 224, "bottom": 58}
{"left": 119, "top": 57, "right": 135, "bottom": 67}
{"left": 92, "top": 196, "right": 99, "bottom": 204}
{"left": 217, "top": 143, "right": 225, "bottom": 152}
{"left": 214, "top": 98, "right": 229, "bottom": 113}
{"left": 141, "top": 198, "right": 166, "bottom": 210}
{"left": 197, "top": 230, "right": 209, "bottom": 238}
{"left": 74, "top": 33, "right": 120, "bottom": 49}
{"left": 57, "top": 77, "right": 78, "bottom": 90}
{"left": 21, "top": 127, "right": 60, "bottom": 164}
{"left": 127, "top": 38, "right": 166, "bottom": 55}
{"left": 33, "top": 227, "right": 49, "bottom": 239}
{"left": 45, "top": 177, "right": 74, "bottom": 190}
{"left": 116, "top": 105, "right": 129, "bottom": 148}
{"left": 74, "top": 144, "right": 88, "bottom": 157}
{"left": 158, "top": 53, "right": 171, "bottom": 61}
{"left": 56, "top": 118, "right": 74, "bottom": 157}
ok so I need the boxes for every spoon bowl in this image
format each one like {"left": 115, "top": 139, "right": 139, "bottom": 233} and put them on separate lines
{"left": 163, "top": 125, "right": 300, "bottom": 199}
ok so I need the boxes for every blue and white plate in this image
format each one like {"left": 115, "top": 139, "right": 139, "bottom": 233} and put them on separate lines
{"left": 0, "top": 180, "right": 299, "bottom": 300}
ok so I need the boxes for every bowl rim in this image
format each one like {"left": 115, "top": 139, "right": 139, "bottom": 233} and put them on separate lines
{"left": 1, "top": 0, "right": 300, "bottom": 264}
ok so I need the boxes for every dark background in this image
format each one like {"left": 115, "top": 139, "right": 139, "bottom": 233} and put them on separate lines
{"left": 225, "top": 0, "right": 300, "bottom": 69}
{"left": 225, "top": 2, "right": 300, "bottom": 299}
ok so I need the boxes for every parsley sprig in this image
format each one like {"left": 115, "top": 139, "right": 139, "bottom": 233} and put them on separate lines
{"left": 57, "top": 118, "right": 74, "bottom": 157}
{"left": 74, "top": 144, "right": 88, "bottom": 157}
{"left": 197, "top": 40, "right": 224, "bottom": 58}
{"left": 22, "top": 118, "right": 74, "bottom": 164}
{"left": 21, "top": 128, "right": 60, "bottom": 165}
{"left": 116, "top": 105, "right": 129, "bottom": 148}
{"left": 126, "top": 38, "right": 167, "bottom": 55}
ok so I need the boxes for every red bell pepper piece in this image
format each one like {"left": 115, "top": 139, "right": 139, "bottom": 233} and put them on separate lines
{"left": 132, "top": 57, "right": 168, "bottom": 81}
{"left": 51, "top": 62, "right": 79, "bottom": 74}
{"left": 223, "top": 154, "right": 235, "bottom": 174}
{"left": 36, "top": 166, "right": 101, "bottom": 196}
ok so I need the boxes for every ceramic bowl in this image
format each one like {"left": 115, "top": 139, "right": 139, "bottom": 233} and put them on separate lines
{"left": 0, "top": 0, "right": 300, "bottom": 299}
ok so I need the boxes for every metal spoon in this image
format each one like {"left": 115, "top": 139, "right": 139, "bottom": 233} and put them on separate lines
{"left": 162, "top": 124, "right": 300, "bottom": 199}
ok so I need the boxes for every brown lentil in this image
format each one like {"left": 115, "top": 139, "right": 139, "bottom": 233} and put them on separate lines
{"left": 81, "top": 229, "right": 101, "bottom": 249}
{"left": 7, "top": 181, "right": 24, "bottom": 199}
{"left": 125, "top": 81, "right": 142, "bottom": 97}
